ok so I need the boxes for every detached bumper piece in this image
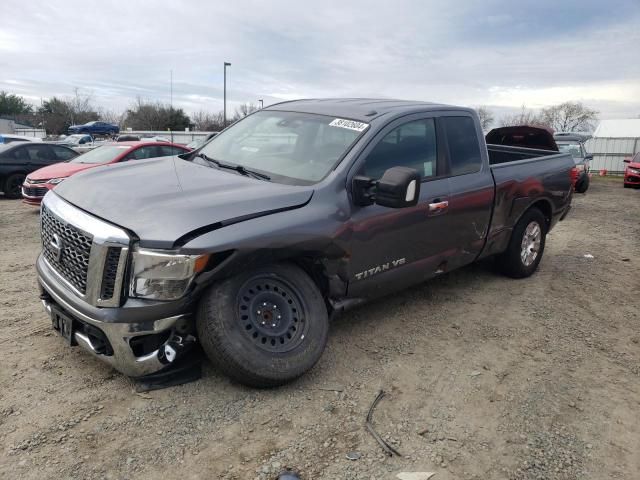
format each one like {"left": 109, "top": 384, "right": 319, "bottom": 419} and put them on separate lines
{"left": 39, "top": 287, "right": 202, "bottom": 390}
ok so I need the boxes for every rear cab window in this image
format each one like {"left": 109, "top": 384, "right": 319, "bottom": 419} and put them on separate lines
{"left": 442, "top": 116, "right": 482, "bottom": 176}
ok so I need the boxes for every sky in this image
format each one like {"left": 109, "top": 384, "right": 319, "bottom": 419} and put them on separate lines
{"left": 1, "top": 0, "right": 639, "bottom": 122}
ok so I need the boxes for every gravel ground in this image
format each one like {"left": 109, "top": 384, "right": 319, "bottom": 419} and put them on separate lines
{"left": 1, "top": 178, "right": 639, "bottom": 480}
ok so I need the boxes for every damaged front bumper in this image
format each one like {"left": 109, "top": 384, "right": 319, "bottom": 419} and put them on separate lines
{"left": 37, "top": 254, "right": 196, "bottom": 378}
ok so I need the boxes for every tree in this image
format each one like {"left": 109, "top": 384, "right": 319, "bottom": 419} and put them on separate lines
{"left": 0, "top": 91, "right": 33, "bottom": 116}
{"left": 500, "top": 105, "right": 545, "bottom": 128}
{"left": 539, "top": 102, "right": 598, "bottom": 132}
{"left": 99, "top": 109, "right": 126, "bottom": 127}
{"left": 37, "top": 91, "right": 99, "bottom": 134}
{"left": 232, "top": 102, "right": 258, "bottom": 122}
{"left": 191, "top": 110, "right": 224, "bottom": 131}
{"left": 38, "top": 97, "right": 74, "bottom": 135}
{"left": 123, "top": 97, "right": 191, "bottom": 131}
{"left": 475, "top": 106, "right": 495, "bottom": 131}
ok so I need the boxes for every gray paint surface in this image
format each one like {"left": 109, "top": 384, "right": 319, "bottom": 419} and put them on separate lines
{"left": 49, "top": 98, "right": 574, "bottom": 314}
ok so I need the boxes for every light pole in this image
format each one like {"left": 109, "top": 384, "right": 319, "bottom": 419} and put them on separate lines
{"left": 259, "top": 99, "right": 264, "bottom": 109}
{"left": 223, "top": 62, "right": 231, "bottom": 127}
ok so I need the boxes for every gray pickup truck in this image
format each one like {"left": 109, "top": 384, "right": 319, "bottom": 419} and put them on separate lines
{"left": 36, "top": 99, "right": 574, "bottom": 387}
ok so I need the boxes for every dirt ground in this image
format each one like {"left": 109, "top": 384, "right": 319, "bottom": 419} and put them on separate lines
{"left": 1, "top": 178, "right": 639, "bottom": 480}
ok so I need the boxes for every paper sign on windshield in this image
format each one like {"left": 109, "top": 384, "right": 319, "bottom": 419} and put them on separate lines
{"left": 329, "top": 118, "right": 369, "bottom": 132}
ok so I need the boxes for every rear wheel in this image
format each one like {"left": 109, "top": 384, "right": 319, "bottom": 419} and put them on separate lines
{"left": 196, "top": 263, "right": 329, "bottom": 387}
{"left": 3, "top": 173, "right": 26, "bottom": 199}
{"left": 496, "top": 208, "right": 547, "bottom": 278}
{"left": 575, "top": 172, "right": 589, "bottom": 193}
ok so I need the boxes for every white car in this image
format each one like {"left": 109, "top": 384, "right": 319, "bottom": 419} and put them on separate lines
{"left": 141, "top": 135, "right": 172, "bottom": 143}
{"left": 57, "top": 134, "right": 101, "bottom": 153}
{"left": 0, "top": 134, "right": 42, "bottom": 144}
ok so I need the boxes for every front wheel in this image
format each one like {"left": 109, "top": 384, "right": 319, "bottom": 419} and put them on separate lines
{"left": 196, "top": 263, "right": 329, "bottom": 387}
{"left": 496, "top": 208, "right": 547, "bottom": 278}
{"left": 3, "top": 173, "right": 26, "bottom": 199}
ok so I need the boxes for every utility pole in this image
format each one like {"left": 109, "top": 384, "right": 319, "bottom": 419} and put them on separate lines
{"left": 223, "top": 62, "right": 231, "bottom": 127}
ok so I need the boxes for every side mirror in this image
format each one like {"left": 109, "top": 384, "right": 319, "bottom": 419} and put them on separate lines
{"left": 352, "top": 166, "right": 421, "bottom": 208}
{"left": 623, "top": 158, "right": 631, "bottom": 163}
{"left": 584, "top": 154, "right": 593, "bottom": 161}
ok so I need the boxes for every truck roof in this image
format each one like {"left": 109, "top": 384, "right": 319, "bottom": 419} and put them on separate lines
{"left": 266, "top": 98, "right": 472, "bottom": 122}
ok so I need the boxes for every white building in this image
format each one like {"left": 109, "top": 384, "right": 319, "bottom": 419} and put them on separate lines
{"left": 0, "top": 118, "right": 46, "bottom": 138}
{"left": 586, "top": 119, "right": 640, "bottom": 174}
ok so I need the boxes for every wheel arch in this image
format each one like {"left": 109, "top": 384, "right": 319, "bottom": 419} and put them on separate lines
{"left": 527, "top": 198, "right": 553, "bottom": 230}
{"left": 194, "top": 249, "right": 343, "bottom": 310}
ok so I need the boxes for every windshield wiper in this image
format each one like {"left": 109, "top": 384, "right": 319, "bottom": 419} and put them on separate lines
{"left": 195, "top": 153, "right": 271, "bottom": 181}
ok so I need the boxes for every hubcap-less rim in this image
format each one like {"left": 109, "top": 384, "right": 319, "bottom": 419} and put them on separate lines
{"left": 520, "top": 221, "right": 542, "bottom": 266}
{"left": 237, "top": 276, "right": 308, "bottom": 353}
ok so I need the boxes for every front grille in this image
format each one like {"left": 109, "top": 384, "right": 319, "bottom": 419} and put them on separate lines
{"left": 23, "top": 186, "right": 48, "bottom": 197}
{"left": 41, "top": 205, "right": 93, "bottom": 294}
{"left": 100, "top": 247, "right": 122, "bottom": 300}
{"left": 25, "top": 178, "right": 48, "bottom": 185}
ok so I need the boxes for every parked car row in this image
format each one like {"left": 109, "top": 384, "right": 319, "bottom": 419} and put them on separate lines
{"left": 22, "top": 141, "right": 190, "bottom": 204}
{"left": 0, "top": 140, "right": 189, "bottom": 200}
{"left": 0, "top": 142, "right": 79, "bottom": 198}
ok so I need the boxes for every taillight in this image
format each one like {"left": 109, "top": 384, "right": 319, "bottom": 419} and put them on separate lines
{"left": 570, "top": 167, "right": 579, "bottom": 186}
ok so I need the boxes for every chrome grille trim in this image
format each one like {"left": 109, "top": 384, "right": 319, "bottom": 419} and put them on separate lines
{"left": 23, "top": 186, "right": 49, "bottom": 197}
{"left": 40, "top": 192, "right": 130, "bottom": 307}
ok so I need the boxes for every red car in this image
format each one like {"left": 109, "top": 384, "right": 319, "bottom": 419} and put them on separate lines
{"left": 623, "top": 152, "right": 640, "bottom": 188}
{"left": 22, "top": 141, "right": 190, "bottom": 205}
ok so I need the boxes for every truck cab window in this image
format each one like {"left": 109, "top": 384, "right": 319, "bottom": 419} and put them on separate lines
{"left": 361, "top": 118, "right": 437, "bottom": 180}
{"left": 443, "top": 116, "right": 482, "bottom": 175}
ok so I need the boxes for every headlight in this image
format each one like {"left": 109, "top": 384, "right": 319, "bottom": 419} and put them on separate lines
{"left": 629, "top": 168, "right": 640, "bottom": 174}
{"left": 48, "top": 178, "right": 66, "bottom": 185}
{"left": 130, "top": 248, "right": 210, "bottom": 301}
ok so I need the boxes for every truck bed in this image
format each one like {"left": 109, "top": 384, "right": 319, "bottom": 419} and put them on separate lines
{"left": 479, "top": 144, "right": 575, "bottom": 259}
{"left": 487, "top": 144, "right": 564, "bottom": 165}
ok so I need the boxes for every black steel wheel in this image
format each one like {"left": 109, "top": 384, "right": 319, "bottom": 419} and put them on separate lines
{"left": 4, "top": 173, "right": 26, "bottom": 199}
{"left": 238, "top": 276, "right": 309, "bottom": 353}
{"left": 197, "top": 263, "right": 328, "bottom": 387}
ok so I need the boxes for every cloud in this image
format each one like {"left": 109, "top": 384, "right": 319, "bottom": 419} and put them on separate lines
{"left": 0, "top": 0, "right": 639, "bottom": 121}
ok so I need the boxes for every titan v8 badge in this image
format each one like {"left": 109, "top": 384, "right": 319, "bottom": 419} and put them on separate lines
{"left": 354, "top": 258, "right": 406, "bottom": 280}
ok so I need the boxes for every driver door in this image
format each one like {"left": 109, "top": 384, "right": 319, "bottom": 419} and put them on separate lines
{"left": 347, "top": 115, "right": 452, "bottom": 298}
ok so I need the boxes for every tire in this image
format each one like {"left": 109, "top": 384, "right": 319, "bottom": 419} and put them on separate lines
{"left": 3, "top": 173, "right": 26, "bottom": 199}
{"left": 196, "top": 263, "right": 329, "bottom": 387}
{"left": 496, "top": 208, "right": 547, "bottom": 279}
{"left": 575, "top": 173, "right": 589, "bottom": 193}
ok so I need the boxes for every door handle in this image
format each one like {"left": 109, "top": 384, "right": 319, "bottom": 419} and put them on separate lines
{"left": 428, "top": 200, "right": 449, "bottom": 214}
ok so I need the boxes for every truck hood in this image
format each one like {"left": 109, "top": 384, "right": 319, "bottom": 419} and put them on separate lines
{"left": 53, "top": 157, "right": 315, "bottom": 248}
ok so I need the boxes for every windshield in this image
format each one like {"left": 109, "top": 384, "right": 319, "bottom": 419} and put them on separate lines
{"left": 199, "top": 111, "right": 367, "bottom": 184}
{"left": 65, "top": 135, "right": 86, "bottom": 144}
{"left": 557, "top": 142, "right": 584, "bottom": 159}
{"left": 70, "top": 145, "right": 130, "bottom": 164}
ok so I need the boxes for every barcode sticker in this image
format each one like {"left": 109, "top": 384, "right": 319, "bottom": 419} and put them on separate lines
{"left": 329, "top": 118, "right": 369, "bottom": 132}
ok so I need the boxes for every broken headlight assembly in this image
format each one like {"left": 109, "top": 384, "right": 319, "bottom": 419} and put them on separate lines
{"left": 129, "top": 247, "right": 209, "bottom": 301}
